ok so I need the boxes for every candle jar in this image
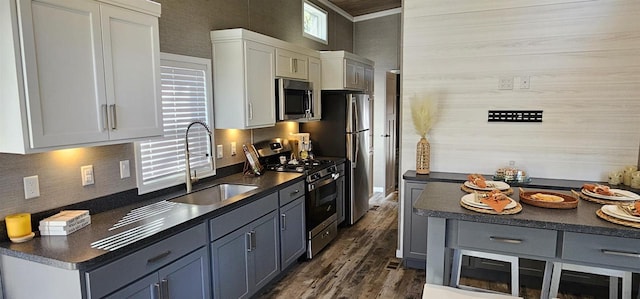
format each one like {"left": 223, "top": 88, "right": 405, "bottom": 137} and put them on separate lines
{"left": 5, "top": 213, "right": 32, "bottom": 242}
{"left": 608, "top": 170, "right": 624, "bottom": 185}
{"left": 623, "top": 165, "right": 638, "bottom": 186}
{"left": 631, "top": 171, "right": 640, "bottom": 189}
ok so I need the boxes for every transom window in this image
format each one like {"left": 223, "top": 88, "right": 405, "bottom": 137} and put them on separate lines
{"left": 303, "top": 1, "right": 328, "bottom": 44}
{"left": 134, "top": 53, "right": 215, "bottom": 194}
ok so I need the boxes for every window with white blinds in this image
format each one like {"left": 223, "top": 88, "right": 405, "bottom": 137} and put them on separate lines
{"left": 134, "top": 53, "right": 215, "bottom": 194}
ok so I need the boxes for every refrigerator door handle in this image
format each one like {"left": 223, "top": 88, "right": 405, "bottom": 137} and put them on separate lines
{"left": 352, "top": 98, "right": 359, "bottom": 133}
{"left": 353, "top": 134, "right": 359, "bottom": 169}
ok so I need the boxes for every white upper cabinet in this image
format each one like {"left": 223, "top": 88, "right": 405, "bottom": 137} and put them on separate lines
{"left": 0, "top": 0, "right": 162, "bottom": 154}
{"left": 319, "top": 51, "right": 374, "bottom": 92}
{"left": 211, "top": 29, "right": 321, "bottom": 128}
{"left": 275, "top": 48, "right": 309, "bottom": 80}
{"left": 211, "top": 30, "right": 276, "bottom": 129}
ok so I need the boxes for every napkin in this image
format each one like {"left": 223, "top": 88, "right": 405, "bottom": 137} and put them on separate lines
{"left": 634, "top": 201, "right": 640, "bottom": 217}
{"left": 480, "top": 191, "right": 511, "bottom": 213}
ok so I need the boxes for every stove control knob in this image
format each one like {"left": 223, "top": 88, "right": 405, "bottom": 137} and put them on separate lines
{"left": 311, "top": 173, "right": 320, "bottom": 181}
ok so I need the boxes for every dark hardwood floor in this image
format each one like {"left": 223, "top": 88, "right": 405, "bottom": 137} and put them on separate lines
{"left": 255, "top": 192, "right": 609, "bottom": 299}
{"left": 256, "top": 192, "right": 426, "bottom": 299}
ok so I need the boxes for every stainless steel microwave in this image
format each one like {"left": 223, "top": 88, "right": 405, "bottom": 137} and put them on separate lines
{"left": 276, "top": 78, "right": 314, "bottom": 120}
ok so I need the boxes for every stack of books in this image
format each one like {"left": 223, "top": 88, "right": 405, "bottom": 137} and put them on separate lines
{"left": 39, "top": 210, "right": 91, "bottom": 236}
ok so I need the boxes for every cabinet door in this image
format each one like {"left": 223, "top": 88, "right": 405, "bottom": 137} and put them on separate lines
{"left": 249, "top": 210, "right": 280, "bottom": 291}
{"left": 336, "top": 175, "right": 346, "bottom": 224}
{"left": 280, "top": 198, "right": 306, "bottom": 269}
{"left": 18, "top": 0, "right": 109, "bottom": 147}
{"left": 403, "top": 182, "right": 427, "bottom": 263}
{"left": 364, "top": 66, "right": 374, "bottom": 95}
{"left": 275, "top": 48, "right": 308, "bottom": 80}
{"left": 159, "top": 247, "right": 210, "bottom": 299}
{"left": 211, "top": 225, "right": 251, "bottom": 299}
{"left": 345, "top": 59, "right": 364, "bottom": 90}
{"left": 104, "top": 273, "right": 158, "bottom": 299}
{"left": 307, "top": 56, "right": 322, "bottom": 121}
{"left": 245, "top": 41, "right": 275, "bottom": 128}
{"left": 101, "top": 4, "right": 162, "bottom": 140}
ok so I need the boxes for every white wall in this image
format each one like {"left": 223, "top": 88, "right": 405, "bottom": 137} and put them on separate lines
{"left": 398, "top": 0, "right": 640, "bottom": 256}
{"left": 402, "top": 0, "right": 640, "bottom": 182}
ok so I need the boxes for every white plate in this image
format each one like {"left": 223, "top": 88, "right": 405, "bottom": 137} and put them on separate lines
{"left": 461, "top": 193, "right": 517, "bottom": 210}
{"left": 601, "top": 205, "right": 640, "bottom": 223}
{"left": 463, "top": 180, "right": 511, "bottom": 191}
{"left": 582, "top": 188, "right": 640, "bottom": 201}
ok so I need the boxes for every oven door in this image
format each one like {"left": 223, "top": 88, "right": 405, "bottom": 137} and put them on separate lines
{"left": 306, "top": 173, "right": 338, "bottom": 231}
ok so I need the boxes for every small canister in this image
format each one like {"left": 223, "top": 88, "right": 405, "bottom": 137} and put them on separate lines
{"left": 630, "top": 171, "right": 640, "bottom": 189}
{"left": 624, "top": 165, "right": 638, "bottom": 186}
{"left": 608, "top": 170, "right": 624, "bottom": 185}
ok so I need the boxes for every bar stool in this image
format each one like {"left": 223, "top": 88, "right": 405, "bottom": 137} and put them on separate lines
{"left": 548, "top": 262, "right": 633, "bottom": 299}
{"left": 423, "top": 283, "right": 522, "bottom": 298}
{"left": 450, "top": 249, "right": 520, "bottom": 297}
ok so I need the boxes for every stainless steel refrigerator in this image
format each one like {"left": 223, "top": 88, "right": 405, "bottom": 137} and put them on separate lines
{"left": 300, "top": 92, "right": 371, "bottom": 225}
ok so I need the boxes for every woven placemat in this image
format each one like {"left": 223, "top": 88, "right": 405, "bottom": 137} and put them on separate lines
{"left": 460, "top": 184, "right": 514, "bottom": 196}
{"left": 460, "top": 200, "right": 522, "bottom": 215}
{"left": 579, "top": 192, "right": 634, "bottom": 205}
{"left": 596, "top": 209, "right": 640, "bottom": 229}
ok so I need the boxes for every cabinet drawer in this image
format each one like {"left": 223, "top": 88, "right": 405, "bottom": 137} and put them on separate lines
{"left": 279, "top": 181, "right": 304, "bottom": 206}
{"left": 457, "top": 221, "right": 557, "bottom": 258}
{"left": 210, "top": 192, "right": 278, "bottom": 241}
{"left": 562, "top": 232, "right": 640, "bottom": 269}
{"left": 86, "top": 223, "right": 207, "bottom": 298}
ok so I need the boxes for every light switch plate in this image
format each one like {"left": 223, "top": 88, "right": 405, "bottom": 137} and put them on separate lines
{"left": 120, "top": 160, "right": 130, "bottom": 179}
{"left": 216, "top": 144, "right": 223, "bottom": 159}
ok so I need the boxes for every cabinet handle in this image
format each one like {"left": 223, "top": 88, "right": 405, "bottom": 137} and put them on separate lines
{"left": 152, "top": 283, "right": 161, "bottom": 299}
{"left": 289, "top": 189, "right": 300, "bottom": 197}
{"left": 248, "top": 102, "right": 253, "bottom": 120}
{"left": 247, "top": 231, "right": 257, "bottom": 252}
{"left": 102, "top": 104, "right": 108, "bottom": 131}
{"left": 147, "top": 250, "right": 172, "bottom": 264}
{"left": 109, "top": 104, "right": 117, "bottom": 130}
{"left": 160, "top": 279, "right": 169, "bottom": 299}
{"left": 601, "top": 249, "right": 640, "bottom": 258}
{"left": 489, "top": 236, "right": 522, "bottom": 244}
{"left": 293, "top": 58, "right": 297, "bottom": 73}
{"left": 281, "top": 214, "right": 286, "bottom": 231}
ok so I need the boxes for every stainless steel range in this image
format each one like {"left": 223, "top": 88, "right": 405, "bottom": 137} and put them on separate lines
{"left": 254, "top": 138, "right": 339, "bottom": 259}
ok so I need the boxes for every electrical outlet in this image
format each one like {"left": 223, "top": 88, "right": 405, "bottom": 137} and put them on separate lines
{"left": 120, "top": 160, "right": 130, "bottom": 179}
{"left": 519, "top": 75, "right": 530, "bottom": 89}
{"left": 231, "top": 142, "right": 237, "bottom": 156}
{"left": 498, "top": 77, "right": 514, "bottom": 90}
{"left": 216, "top": 144, "right": 223, "bottom": 159}
{"left": 23, "top": 175, "right": 40, "bottom": 199}
{"left": 81, "top": 165, "right": 94, "bottom": 186}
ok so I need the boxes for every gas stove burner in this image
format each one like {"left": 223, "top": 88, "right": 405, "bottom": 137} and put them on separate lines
{"left": 264, "top": 158, "right": 335, "bottom": 174}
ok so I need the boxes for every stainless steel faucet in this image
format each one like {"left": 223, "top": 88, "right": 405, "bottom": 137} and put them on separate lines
{"left": 185, "top": 121, "right": 213, "bottom": 193}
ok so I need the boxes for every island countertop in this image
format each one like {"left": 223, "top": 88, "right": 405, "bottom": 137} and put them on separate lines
{"left": 413, "top": 181, "right": 640, "bottom": 239}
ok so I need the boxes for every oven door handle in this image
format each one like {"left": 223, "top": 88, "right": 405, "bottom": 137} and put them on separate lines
{"left": 308, "top": 175, "right": 337, "bottom": 191}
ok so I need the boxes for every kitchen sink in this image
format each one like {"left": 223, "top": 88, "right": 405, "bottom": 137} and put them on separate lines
{"left": 169, "top": 183, "right": 258, "bottom": 205}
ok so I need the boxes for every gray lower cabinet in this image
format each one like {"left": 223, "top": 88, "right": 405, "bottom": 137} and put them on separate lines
{"left": 210, "top": 193, "right": 280, "bottom": 299}
{"left": 279, "top": 196, "right": 306, "bottom": 269}
{"left": 336, "top": 162, "right": 346, "bottom": 224}
{"left": 104, "top": 247, "right": 210, "bottom": 299}
{"left": 403, "top": 181, "right": 427, "bottom": 268}
{"left": 86, "top": 223, "right": 210, "bottom": 299}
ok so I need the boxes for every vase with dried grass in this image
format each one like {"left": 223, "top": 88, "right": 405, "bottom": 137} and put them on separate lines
{"left": 411, "top": 95, "right": 437, "bottom": 174}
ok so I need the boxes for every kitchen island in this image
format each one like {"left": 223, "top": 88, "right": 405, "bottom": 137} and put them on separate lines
{"left": 413, "top": 181, "right": 640, "bottom": 298}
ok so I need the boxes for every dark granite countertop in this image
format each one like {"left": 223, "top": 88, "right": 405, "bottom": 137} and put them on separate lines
{"left": 403, "top": 171, "right": 594, "bottom": 190}
{"left": 0, "top": 171, "right": 304, "bottom": 271}
{"left": 413, "top": 181, "right": 640, "bottom": 239}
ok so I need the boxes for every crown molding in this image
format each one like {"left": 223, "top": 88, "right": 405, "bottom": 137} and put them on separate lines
{"left": 354, "top": 7, "right": 401, "bottom": 22}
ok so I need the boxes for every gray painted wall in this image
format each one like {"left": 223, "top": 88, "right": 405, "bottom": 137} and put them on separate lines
{"left": 0, "top": 0, "right": 354, "bottom": 219}
{"left": 354, "top": 14, "right": 401, "bottom": 192}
